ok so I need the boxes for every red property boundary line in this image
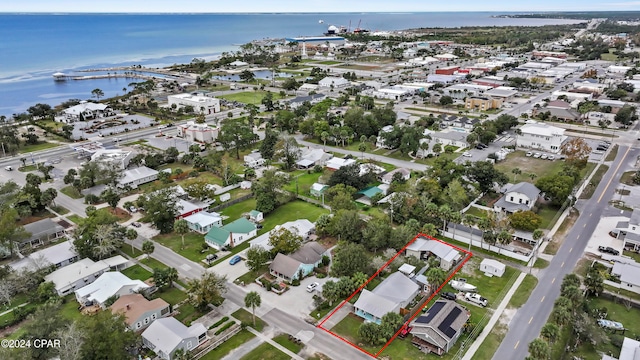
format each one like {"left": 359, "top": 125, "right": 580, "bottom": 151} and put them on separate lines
{"left": 317, "top": 233, "right": 473, "bottom": 358}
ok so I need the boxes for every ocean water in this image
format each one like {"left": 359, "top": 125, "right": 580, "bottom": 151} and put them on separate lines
{"left": 0, "top": 13, "right": 585, "bottom": 116}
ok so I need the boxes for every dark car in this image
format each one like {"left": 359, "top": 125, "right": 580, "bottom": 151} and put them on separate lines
{"left": 598, "top": 246, "right": 620, "bottom": 256}
{"left": 441, "top": 292, "right": 457, "bottom": 301}
{"left": 130, "top": 222, "right": 141, "bottom": 228}
{"left": 475, "top": 144, "right": 485, "bottom": 150}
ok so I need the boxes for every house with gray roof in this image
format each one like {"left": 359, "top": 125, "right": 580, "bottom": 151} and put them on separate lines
{"left": 612, "top": 262, "right": 640, "bottom": 295}
{"left": 353, "top": 272, "right": 420, "bottom": 324}
{"left": 493, "top": 182, "right": 541, "bottom": 214}
{"left": 410, "top": 300, "right": 470, "bottom": 355}
{"left": 405, "top": 237, "right": 461, "bottom": 271}
{"left": 269, "top": 242, "right": 328, "bottom": 282}
{"left": 142, "top": 317, "right": 207, "bottom": 360}
{"left": 118, "top": 166, "right": 159, "bottom": 189}
{"left": 21, "top": 218, "right": 66, "bottom": 249}
{"left": 285, "top": 93, "right": 326, "bottom": 109}
{"left": 10, "top": 240, "right": 78, "bottom": 272}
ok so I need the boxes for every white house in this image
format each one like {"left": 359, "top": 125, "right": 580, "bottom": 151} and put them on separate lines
{"left": 494, "top": 182, "right": 541, "bottom": 214}
{"left": 45, "top": 255, "right": 129, "bottom": 296}
{"left": 517, "top": 122, "right": 567, "bottom": 154}
{"left": 142, "top": 317, "right": 207, "bottom": 360}
{"left": 318, "top": 76, "right": 350, "bottom": 89}
{"left": 285, "top": 94, "right": 326, "bottom": 109}
{"left": 612, "top": 262, "right": 640, "bottom": 295}
{"left": 168, "top": 93, "right": 220, "bottom": 114}
{"left": 177, "top": 121, "right": 219, "bottom": 144}
{"left": 183, "top": 211, "right": 222, "bottom": 234}
{"left": 250, "top": 219, "right": 315, "bottom": 251}
{"left": 376, "top": 125, "right": 395, "bottom": 149}
{"left": 325, "top": 157, "right": 356, "bottom": 170}
{"left": 405, "top": 237, "right": 461, "bottom": 271}
{"left": 118, "top": 166, "right": 159, "bottom": 189}
{"left": 381, "top": 168, "right": 411, "bottom": 185}
{"left": 244, "top": 152, "right": 265, "bottom": 168}
{"left": 75, "top": 272, "right": 150, "bottom": 308}
{"left": 10, "top": 240, "right": 78, "bottom": 272}
{"left": 59, "top": 101, "right": 113, "bottom": 123}
{"left": 479, "top": 259, "right": 506, "bottom": 277}
{"left": 296, "top": 148, "right": 333, "bottom": 169}
{"left": 204, "top": 218, "right": 257, "bottom": 250}
{"left": 91, "top": 149, "right": 134, "bottom": 170}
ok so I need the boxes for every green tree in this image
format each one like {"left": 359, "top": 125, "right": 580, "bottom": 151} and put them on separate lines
{"left": 332, "top": 243, "right": 369, "bottom": 277}
{"left": 351, "top": 272, "right": 369, "bottom": 289}
{"left": 251, "top": 170, "right": 289, "bottom": 214}
{"left": 246, "top": 246, "right": 271, "bottom": 271}
{"left": 219, "top": 118, "right": 258, "bottom": 159}
{"left": 153, "top": 267, "right": 178, "bottom": 290}
{"left": 528, "top": 338, "right": 550, "bottom": 360}
{"left": 244, "top": 291, "right": 262, "bottom": 327}
{"left": 380, "top": 312, "right": 404, "bottom": 340}
{"left": 268, "top": 227, "right": 302, "bottom": 255}
{"left": 536, "top": 174, "right": 575, "bottom": 206}
{"left": 426, "top": 266, "right": 447, "bottom": 287}
{"left": 187, "top": 272, "right": 227, "bottom": 310}
{"left": 325, "top": 184, "right": 357, "bottom": 211}
{"left": 259, "top": 128, "right": 279, "bottom": 160}
{"left": 22, "top": 300, "right": 68, "bottom": 360}
{"left": 91, "top": 88, "right": 104, "bottom": 101}
{"left": 540, "top": 323, "right": 559, "bottom": 345}
{"left": 101, "top": 187, "right": 121, "bottom": 212}
{"left": 358, "top": 322, "right": 383, "bottom": 345}
{"left": 142, "top": 240, "right": 155, "bottom": 256}
{"left": 585, "top": 266, "right": 604, "bottom": 297}
{"left": 328, "top": 209, "right": 364, "bottom": 243}
{"left": 261, "top": 92, "right": 275, "bottom": 111}
{"left": 439, "top": 95, "right": 453, "bottom": 106}
{"left": 509, "top": 211, "right": 542, "bottom": 231}
{"left": 275, "top": 136, "right": 300, "bottom": 171}
{"left": 78, "top": 311, "right": 137, "bottom": 360}
{"left": 321, "top": 280, "right": 339, "bottom": 306}
{"left": 174, "top": 219, "right": 190, "bottom": 249}
{"left": 362, "top": 217, "right": 392, "bottom": 253}
{"left": 138, "top": 188, "right": 180, "bottom": 234}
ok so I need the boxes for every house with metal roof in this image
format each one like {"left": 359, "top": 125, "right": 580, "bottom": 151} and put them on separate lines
{"left": 297, "top": 148, "right": 333, "bottom": 169}
{"left": 493, "top": 182, "right": 541, "bottom": 214}
{"left": 381, "top": 168, "right": 411, "bottom": 185}
{"left": 10, "top": 240, "right": 78, "bottom": 272}
{"left": 612, "top": 262, "right": 640, "bottom": 295}
{"left": 110, "top": 293, "right": 170, "bottom": 331}
{"left": 250, "top": 219, "right": 315, "bottom": 251}
{"left": 204, "top": 217, "right": 257, "bottom": 250}
{"left": 142, "top": 317, "right": 207, "bottom": 360}
{"left": 405, "top": 237, "right": 462, "bottom": 271}
{"left": 410, "top": 300, "right": 470, "bottom": 355}
{"left": 310, "top": 183, "right": 329, "bottom": 197}
{"left": 353, "top": 272, "right": 420, "bottom": 324}
{"left": 118, "top": 166, "right": 159, "bottom": 189}
{"left": 183, "top": 211, "right": 222, "bottom": 234}
{"left": 75, "top": 271, "right": 150, "bottom": 308}
{"left": 269, "top": 242, "right": 328, "bottom": 282}
{"left": 21, "top": 218, "right": 66, "bottom": 249}
{"left": 285, "top": 93, "right": 326, "bottom": 109}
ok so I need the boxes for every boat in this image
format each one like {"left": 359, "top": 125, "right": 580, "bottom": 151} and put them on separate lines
{"left": 450, "top": 279, "right": 477, "bottom": 292}
{"left": 319, "top": 20, "right": 324, "bottom": 24}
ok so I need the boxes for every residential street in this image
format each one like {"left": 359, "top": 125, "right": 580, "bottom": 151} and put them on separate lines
{"left": 493, "top": 145, "right": 638, "bottom": 359}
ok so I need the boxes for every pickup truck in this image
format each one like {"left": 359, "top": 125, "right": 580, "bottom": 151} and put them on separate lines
{"left": 464, "top": 292, "right": 488, "bottom": 307}
{"left": 598, "top": 246, "right": 620, "bottom": 256}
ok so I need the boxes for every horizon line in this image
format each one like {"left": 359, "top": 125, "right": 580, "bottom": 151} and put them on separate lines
{"left": 0, "top": 10, "right": 638, "bottom": 15}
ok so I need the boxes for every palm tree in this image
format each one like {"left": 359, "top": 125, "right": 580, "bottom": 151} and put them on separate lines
{"left": 244, "top": 291, "right": 261, "bottom": 327}
{"left": 125, "top": 228, "right": 138, "bottom": 254}
{"left": 320, "top": 131, "right": 329, "bottom": 150}
{"left": 358, "top": 142, "right": 367, "bottom": 158}
{"left": 174, "top": 219, "right": 189, "bottom": 249}
{"left": 540, "top": 323, "right": 559, "bottom": 345}
{"left": 142, "top": 240, "right": 155, "bottom": 256}
{"left": 529, "top": 173, "right": 537, "bottom": 182}
{"left": 462, "top": 215, "right": 477, "bottom": 250}
{"left": 477, "top": 218, "right": 491, "bottom": 250}
{"left": 512, "top": 168, "right": 522, "bottom": 182}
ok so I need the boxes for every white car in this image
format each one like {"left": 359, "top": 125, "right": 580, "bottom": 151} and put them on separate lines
{"left": 547, "top": 155, "right": 555, "bottom": 161}
{"left": 306, "top": 282, "right": 319, "bottom": 293}
{"left": 462, "top": 152, "right": 472, "bottom": 157}
{"left": 525, "top": 151, "right": 532, "bottom": 157}
{"left": 4, "top": 166, "right": 13, "bottom": 171}
{"left": 464, "top": 292, "right": 488, "bottom": 307}
{"left": 533, "top": 152, "right": 541, "bottom": 158}
{"left": 540, "top": 154, "right": 548, "bottom": 160}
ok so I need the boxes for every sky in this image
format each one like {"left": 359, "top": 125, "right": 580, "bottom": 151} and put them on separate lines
{"left": 1, "top": 0, "right": 640, "bottom": 13}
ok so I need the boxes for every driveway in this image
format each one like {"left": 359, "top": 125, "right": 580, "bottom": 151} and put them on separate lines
{"left": 207, "top": 255, "right": 250, "bottom": 282}
{"left": 584, "top": 216, "right": 627, "bottom": 256}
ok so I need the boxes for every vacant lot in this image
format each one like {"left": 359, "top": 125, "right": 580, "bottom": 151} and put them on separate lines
{"left": 495, "top": 151, "right": 564, "bottom": 180}
{"left": 219, "top": 91, "right": 284, "bottom": 105}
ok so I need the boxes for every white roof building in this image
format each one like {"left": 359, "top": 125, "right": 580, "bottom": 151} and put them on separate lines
{"left": 75, "top": 272, "right": 149, "bottom": 308}
{"left": 118, "top": 166, "right": 159, "bottom": 189}
{"left": 177, "top": 121, "right": 219, "bottom": 144}
{"left": 142, "top": 317, "right": 207, "bottom": 360}
{"left": 326, "top": 157, "right": 356, "bottom": 170}
{"left": 318, "top": 76, "right": 351, "bottom": 89}
{"left": 60, "top": 101, "right": 112, "bottom": 122}
{"left": 90, "top": 149, "right": 134, "bottom": 170}
{"left": 10, "top": 240, "right": 78, "bottom": 272}
{"left": 45, "top": 255, "right": 129, "bottom": 296}
{"left": 168, "top": 93, "right": 220, "bottom": 114}
{"left": 517, "top": 122, "right": 567, "bottom": 154}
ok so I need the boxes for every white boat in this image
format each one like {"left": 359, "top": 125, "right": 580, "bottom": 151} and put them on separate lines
{"left": 450, "top": 279, "right": 477, "bottom": 292}
{"left": 319, "top": 20, "right": 324, "bottom": 24}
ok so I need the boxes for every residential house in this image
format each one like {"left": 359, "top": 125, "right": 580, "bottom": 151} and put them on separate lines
{"left": 356, "top": 186, "right": 384, "bottom": 204}
{"left": 493, "top": 182, "right": 541, "bottom": 214}
{"left": 410, "top": 300, "right": 471, "bottom": 355}
{"left": 479, "top": 259, "right": 506, "bottom": 277}
{"left": 249, "top": 210, "right": 264, "bottom": 222}
{"left": 177, "top": 121, "right": 219, "bottom": 144}
{"left": 359, "top": 163, "right": 385, "bottom": 177}
{"left": 90, "top": 149, "right": 134, "bottom": 170}
{"left": 611, "top": 262, "right": 640, "bottom": 295}
{"left": 59, "top": 101, "right": 113, "bottom": 123}
{"left": 269, "top": 242, "right": 328, "bottom": 282}
{"left": 296, "top": 148, "right": 333, "bottom": 169}
{"left": 617, "top": 208, "right": 640, "bottom": 251}
{"left": 167, "top": 93, "right": 220, "bottom": 114}
{"left": 516, "top": 122, "right": 567, "bottom": 153}
{"left": 353, "top": 272, "right": 420, "bottom": 324}
{"left": 405, "top": 237, "right": 461, "bottom": 270}
{"left": 75, "top": 272, "right": 150, "bottom": 308}
{"left": 381, "top": 168, "right": 411, "bottom": 185}
{"left": 431, "top": 131, "right": 470, "bottom": 149}
{"left": 204, "top": 217, "right": 257, "bottom": 250}
{"left": 21, "top": 218, "right": 66, "bottom": 249}
{"left": 118, "top": 166, "right": 159, "bottom": 189}
{"left": 285, "top": 94, "right": 326, "bottom": 109}
{"left": 176, "top": 199, "right": 209, "bottom": 219}
{"left": 250, "top": 219, "right": 315, "bottom": 251}
{"left": 10, "top": 240, "right": 78, "bottom": 272}
{"left": 614, "top": 337, "right": 640, "bottom": 360}
{"left": 244, "top": 152, "right": 265, "bottom": 168}
{"left": 325, "top": 157, "right": 356, "bottom": 171}
{"left": 44, "top": 255, "right": 129, "bottom": 296}
{"left": 295, "top": 83, "right": 319, "bottom": 96}
{"left": 376, "top": 125, "right": 395, "bottom": 149}
{"left": 183, "top": 211, "right": 222, "bottom": 234}
{"left": 110, "top": 294, "right": 171, "bottom": 331}
{"left": 142, "top": 317, "right": 207, "bottom": 360}
{"left": 310, "top": 183, "right": 329, "bottom": 197}
{"left": 318, "top": 76, "right": 350, "bottom": 89}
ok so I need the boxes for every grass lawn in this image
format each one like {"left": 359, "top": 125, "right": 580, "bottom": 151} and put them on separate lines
{"left": 121, "top": 264, "right": 153, "bottom": 281}
{"left": 219, "top": 91, "right": 284, "bottom": 105}
{"left": 580, "top": 164, "right": 610, "bottom": 199}
{"left": 232, "top": 308, "right": 266, "bottom": 331}
{"left": 464, "top": 206, "right": 489, "bottom": 219}
{"left": 60, "top": 185, "right": 83, "bottom": 199}
{"left": 272, "top": 334, "right": 302, "bottom": 354}
{"left": 235, "top": 266, "right": 268, "bottom": 286}
{"left": 330, "top": 313, "right": 365, "bottom": 347}
{"left": 283, "top": 170, "right": 326, "bottom": 195}
{"left": 59, "top": 295, "right": 84, "bottom": 322}
{"left": 50, "top": 205, "right": 69, "bottom": 215}
{"left": 199, "top": 329, "right": 255, "bottom": 360}
{"left": 317, "top": 60, "right": 342, "bottom": 65}
{"left": 537, "top": 204, "right": 561, "bottom": 230}
{"left": 67, "top": 214, "right": 83, "bottom": 224}
{"left": 142, "top": 257, "right": 169, "bottom": 271}
{"left": 18, "top": 164, "right": 37, "bottom": 172}
{"left": 120, "top": 245, "right": 143, "bottom": 258}
{"left": 220, "top": 198, "right": 257, "bottom": 222}
{"left": 473, "top": 323, "right": 507, "bottom": 360}
{"left": 495, "top": 151, "right": 565, "bottom": 180}
{"left": 533, "top": 258, "right": 550, "bottom": 269}
{"left": 605, "top": 144, "right": 619, "bottom": 162}
{"left": 544, "top": 208, "right": 579, "bottom": 255}
{"left": 623, "top": 250, "right": 640, "bottom": 264}
{"left": 508, "top": 274, "right": 538, "bottom": 309}
{"left": 19, "top": 141, "right": 61, "bottom": 154}
{"left": 240, "top": 342, "right": 289, "bottom": 360}
{"left": 95, "top": 207, "right": 131, "bottom": 223}
{"left": 588, "top": 297, "right": 640, "bottom": 340}
{"left": 601, "top": 49, "right": 619, "bottom": 61}
{"left": 621, "top": 171, "right": 636, "bottom": 186}
{"left": 153, "top": 231, "right": 215, "bottom": 265}
{"left": 260, "top": 200, "right": 329, "bottom": 232}
{"left": 174, "top": 302, "right": 206, "bottom": 326}
{"left": 156, "top": 287, "right": 188, "bottom": 305}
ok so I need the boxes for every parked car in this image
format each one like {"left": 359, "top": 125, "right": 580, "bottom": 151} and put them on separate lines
{"left": 475, "top": 144, "right": 485, "bottom": 150}
{"left": 229, "top": 255, "right": 242, "bottom": 265}
{"left": 540, "top": 154, "right": 548, "bottom": 160}
{"left": 533, "top": 152, "right": 541, "bottom": 158}
{"left": 4, "top": 166, "right": 12, "bottom": 171}
{"left": 525, "top": 151, "right": 533, "bottom": 157}
{"left": 130, "top": 222, "right": 141, "bottom": 228}
{"left": 462, "top": 151, "right": 472, "bottom": 157}
{"left": 399, "top": 326, "right": 413, "bottom": 339}
{"left": 547, "top": 155, "right": 555, "bottom": 161}
{"left": 598, "top": 246, "right": 620, "bottom": 256}
{"left": 441, "top": 292, "right": 457, "bottom": 301}
{"left": 464, "top": 292, "right": 488, "bottom": 307}
{"left": 306, "top": 282, "right": 319, "bottom": 293}
{"left": 129, "top": 206, "right": 137, "bottom": 213}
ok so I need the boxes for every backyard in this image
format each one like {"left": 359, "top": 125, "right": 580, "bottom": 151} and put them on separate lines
{"left": 494, "top": 151, "right": 565, "bottom": 180}
{"left": 153, "top": 231, "right": 216, "bottom": 265}
{"left": 199, "top": 329, "right": 255, "bottom": 360}
{"left": 121, "top": 264, "right": 153, "bottom": 281}
{"left": 219, "top": 91, "right": 285, "bottom": 106}
{"left": 239, "top": 342, "right": 289, "bottom": 360}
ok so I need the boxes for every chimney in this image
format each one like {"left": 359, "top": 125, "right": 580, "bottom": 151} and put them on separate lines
{"left": 126, "top": 304, "right": 130, "bottom": 310}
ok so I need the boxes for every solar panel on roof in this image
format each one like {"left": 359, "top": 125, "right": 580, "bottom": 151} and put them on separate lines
{"left": 438, "top": 307, "right": 462, "bottom": 339}
{"left": 416, "top": 301, "right": 445, "bottom": 323}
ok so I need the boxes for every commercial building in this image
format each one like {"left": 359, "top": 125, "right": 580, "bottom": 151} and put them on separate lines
{"left": 318, "top": 76, "right": 351, "bottom": 89}
{"left": 465, "top": 96, "right": 503, "bottom": 111}
{"left": 168, "top": 93, "right": 220, "bottom": 114}
{"left": 91, "top": 149, "right": 135, "bottom": 170}
{"left": 59, "top": 101, "right": 114, "bottom": 123}
{"left": 177, "top": 121, "right": 219, "bottom": 144}
{"left": 517, "top": 122, "right": 567, "bottom": 153}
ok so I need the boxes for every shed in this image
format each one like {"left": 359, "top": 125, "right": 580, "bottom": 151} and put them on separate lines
{"left": 479, "top": 259, "right": 505, "bottom": 277}
{"left": 249, "top": 210, "right": 264, "bottom": 222}
{"left": 398, "top": 264, "right": 417, "bottom": 277}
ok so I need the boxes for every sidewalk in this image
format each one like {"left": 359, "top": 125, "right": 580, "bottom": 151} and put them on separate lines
{"left": 461, "top": 272, "right": 527, "bottom": 360}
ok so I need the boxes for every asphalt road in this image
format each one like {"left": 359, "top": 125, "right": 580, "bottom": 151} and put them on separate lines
{"left": 493, "top": 145, "right": 637, "bottom": 359}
